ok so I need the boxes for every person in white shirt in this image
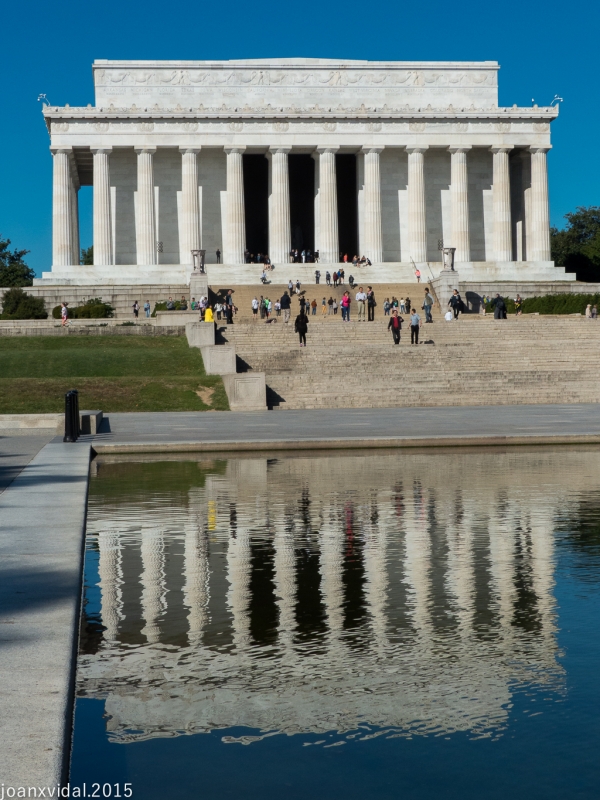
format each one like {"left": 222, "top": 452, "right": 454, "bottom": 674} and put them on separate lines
{"left": 251, "top": 297, "right": 259, "bottom": 320}
{"left": 355, "top": 287, "right": 367, "bottom": 321}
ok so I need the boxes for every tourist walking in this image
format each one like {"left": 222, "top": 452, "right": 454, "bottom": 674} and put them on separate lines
{"left": 491, "top": 294, "right": 506, "bottom": 320}
{"left": 423, "top": 288, "right": 434, "bottom": 323}
{"left": 315, "top": 269, "right": 321, "bottom": 284}
{"left": 333, "top": 298, "right": 338, "bottom": 315}
{"left": 275, "top": 300, "right": 281, "bottom": 317}
{"left": 295, "top": 280, "right": 301, "bottom": 295}
{"left": 399, "top": 297, "right": 405, "bottom": 313}
{"left": 259, "top": 295, "right": 265, "bottom": 319}
{"left": 328, "top": 296, "right": 334, "bottom": 315}
{"left": 333, "top": 271, "right": 338, "bottom": 287}
{"left": 410, "top": 310, "right": 421, "bottom": 344}
{"left": 448, "top": 289, "right": 462, "bottom": 320}
{"left": 322, "top": 297, "right": 327, "bottom": 315}
{"left": 367, "top": 286, "right": 376, "bottom": 321}
{"left": 405, "top": 297, "right": 411, "bottom": 314}
{"left": 144, "top": 300, "right": 151, "bottom": 318}
{"left": 383, "top": 298, "right": 391, "bottom": 316}
{"left": 61, "top": 302, "right": 70, "bottom": 327}
{"left": 311, "top": 298, "right": 317, "bottom": 316}
{"left": 415, "top": 267, "right": 421, "bottom": 283}
{"left": 288, "top": 279, "right": 294, "bottom": 295}
{"left": 216, "top": 248, "right": 221, "bottom": 264}
{"left": 295, "top": 310, "right": 309, "bottom": 347}
{"left": 326, "top": 271, "right": 331, "bottom": 286}
{"left": 593, "top": 306, "right": 598, "bottom": 319}
{"left": 515, "top": 294, "right": 523, "bottom": 315}
{"left": 356, "top": 286, "right": 367, "bottom": 321}
{"left": 204, "top": 305, "right": 214, "bottom": 323}
{"left": 252, "top": 296, "right": 259, "bottom": 320}
{"left": 132, "top": 300, "right": 140, "bottom": 319}
{"left": 387, "top": 309, "right": 403, "bottom": 345}
{"left": 586, "top": 304, "right": 592, "bottom": 318}
{"left": 215, "top": 302, "right": 222, "bottom": 321}
{"left": 280, "top": 291, "right": 291, "bottom": 323}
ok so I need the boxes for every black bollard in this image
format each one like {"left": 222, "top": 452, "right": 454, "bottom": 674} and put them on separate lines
{"left": 63, "top": 391, "right": 75, "bottom": 442}
{"left": 71, "top": 389, "right": 80, "bottom": 438}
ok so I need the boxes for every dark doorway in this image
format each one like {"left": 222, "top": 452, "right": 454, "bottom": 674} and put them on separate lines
{"left": 336, "top": 154, "right": 358, "bottom": 260}
{"left": 289, "top": 154, "right": 315, "bottom": 254}
{"left": 243, "top": 154, "right": 269, "bottom": 258}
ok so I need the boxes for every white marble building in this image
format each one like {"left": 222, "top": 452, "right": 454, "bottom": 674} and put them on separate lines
{"left": 42, "top": 58, "right": 570, "bottom": 285}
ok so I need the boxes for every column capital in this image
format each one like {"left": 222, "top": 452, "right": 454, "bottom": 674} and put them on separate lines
{"left": 316, "top": 146, "right": 340, "bottom": 155}
{"left": 406, "top": 147, "right": 429, "bottom": 154}
{"left": 362, "top": 146, "right": 384, "bottom": 155}
{"left": 529, "top": 146, "right": 551, "bottom": 154}
{"left": 268, "top": 146, "right": 292, "bottom": 154}
{"left": 448, "top": 146, "right": 472, "bottom": 154}
{"left": 91, "top": 147, "right": 113, "bottom": 155}
{"left": 489, "top": 146, "right": 514, "bottom": 154}
{"left": 134, "top": 147, "right": 157, "bottom": 155}
{"left": 224, "top": 146, "right": 246, "bottom": 155}
{"left": 50, "top": 146, "right": 73, "bottom": 155}
{"left": 179, "top": 147, "right": 201, "bottom": 155}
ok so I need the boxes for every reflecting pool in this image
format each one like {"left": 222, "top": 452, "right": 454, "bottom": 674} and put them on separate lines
{"left": 71, "top": 449, "right": 600, "bottom": 799}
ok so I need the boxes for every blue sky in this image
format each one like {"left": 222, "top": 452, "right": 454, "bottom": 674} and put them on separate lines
{"left": 1, "top": 0, "right": 597, "bottom": 275}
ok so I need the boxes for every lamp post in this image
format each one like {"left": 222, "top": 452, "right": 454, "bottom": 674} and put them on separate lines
{"left": 191, "top": 249, "right": 206, "bottom": 273}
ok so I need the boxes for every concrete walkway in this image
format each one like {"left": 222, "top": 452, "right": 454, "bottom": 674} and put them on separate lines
{"left": 0, "top": 432, "right": 56, "bottom": 494}
{"left": 92, "top": 403, "right": 600, "bottom": 453}
{"left": 0, "top": 441, "right": 91, "bottom": 788}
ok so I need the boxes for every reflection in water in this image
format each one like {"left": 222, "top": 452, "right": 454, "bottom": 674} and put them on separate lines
{"left": 77, "top": 449, "right": 584, "bottom": 749}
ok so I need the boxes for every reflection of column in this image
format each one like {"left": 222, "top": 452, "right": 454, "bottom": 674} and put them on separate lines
{"left": 140, "top": 527, "right": 165, "bottom": 644}
{"left": 529, "top": 148, "right": 551, "bottom": 261}
{"left": 363, "top": 507, "right": 388, "bottom": 651}
{"left": 362, "top": 147, "right": 383, "bottom": 262}
{"left": 180, "top": 148, "right": 201, "bottom": 266}
{"left": 446, "top": 504, "right": 475, "bottom": 632}
{"left": 135, "top": 147, "right": 157, "bottom": 265}
{"left": 273, "top": 527, "right": 296, "bottom": 648}
{"left": 51, "top": 147, "right": 73, "bottom": 267}
{"left": 183, "top": 523, "right": 209, "bottom": 646}
{"left": 98, "top": 530, "right": 122, "bottom": 642}
{"left": 488, "top": 496, "right": 516, "bottom": 635}
{"left": 449, "top": 147, "right": 471, "bottom": 262}
{"left": 529, "top": 505, "right": 556, "bottom": 636}
{"left": 407, "top": 147, "right": 428, "bottom": 263}
{"left": 269, "top": 147, "right": 291, "bottom": 264}
{"left": 491, "top": 147, "right": 513, "bottom": 261}
{"left": 224, "top": 147, "right": 246, "bottom": 264}
{"left": 319, "top": 514, "right": 345, "bottom": 639}
{"left": 92, "top": 148, "right": 113, "bottom": 265}
{"left": 403, "top": 489, "right": 431, "bottom": 636}
{"left": 317, "top": 147, "right": 339, "bottom": 264}
{"left": 226, "top": 528, "right": 251, "bottom": 650}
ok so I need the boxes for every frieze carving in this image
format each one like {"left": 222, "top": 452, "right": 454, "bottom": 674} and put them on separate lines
{"left": 228, "top": 121, "right": 243, "bottom": 132}
{"left": 533, "top": 122, "right": 549, "bottom": 132}
{"left": 367, "top": 121, "right": 382, "bottom": 132}
{"left": 273, "top": 121, "right": 289, "bottom": 132}
{"left": 454, "top": 122, "right": 468, "bottom": 132}
{"left": 409, "top": 122, "right": 426, "bottom": 132}
{"left": 494, "top": 122, "right": 511, "bottom": 132}
{"left": 321, "top": 121, "right": 337, "bottom": 132}
{"left": 52, "top": 122, "right": 69, "bottom": 132}
{"left": 181, "top": 122, "right": 198, "bottom": 132}
{"left": 96, "top": 68, "right": 497, "bottom": 89}
{"left": 94, "top": 122, "right": 109, "bottom": 132}
{"left": 137, "top": 122, "right": 154, "bottom": 132}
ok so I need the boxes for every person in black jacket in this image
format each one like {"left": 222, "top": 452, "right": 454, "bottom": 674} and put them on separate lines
{"left": 280, "top": 291, "right": 291, "bottom": 324}
{"left": 448, "top": 289, "right": 462, "bottom": 319}
{"left": 295, "top": 311, "right": 309, "bottom": 347}
{"left": 491, "top": 294, "right": 506, "bottom": 319}
{"left": 387, "top": 309, "right": 404, "bottom": 345}
{"left": 367, "top": 286, "right": 376, "bottom": 321}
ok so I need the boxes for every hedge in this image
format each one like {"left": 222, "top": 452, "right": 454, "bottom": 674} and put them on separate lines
{"left": 0, "top": 287, "right": 48, "bottom": 319}
{"left": 52, "top": 297, "right": 114, "bottom": 319}
{"left": 482, "top": 293, "right": 600, "bottom": 315}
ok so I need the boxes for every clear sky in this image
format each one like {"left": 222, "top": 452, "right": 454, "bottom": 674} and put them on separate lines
{"left": 1, "top": 0, "right": 597, "bottom": 275}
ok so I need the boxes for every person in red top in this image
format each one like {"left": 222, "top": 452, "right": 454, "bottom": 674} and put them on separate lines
{"left": 341, "top": 291, "right": 352, "bottom": 322}
{"left": 387, "top": 309, "right": 404, "bottom": 344}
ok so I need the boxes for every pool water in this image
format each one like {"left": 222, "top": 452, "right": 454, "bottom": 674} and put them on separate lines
{"left": 71, "top": 449, "right": 600, "bottom": 799}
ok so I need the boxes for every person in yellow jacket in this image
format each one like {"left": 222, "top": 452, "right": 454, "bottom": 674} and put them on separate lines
{"left": 204, "top": 305, "right": 214, "bottom": 323}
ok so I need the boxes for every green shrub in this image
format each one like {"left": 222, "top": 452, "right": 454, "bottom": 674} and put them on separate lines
{"left": 0, "top": 287, "right": 47, "bottom": 319}
{"left": 52, "top": 297, "right": 114, "bottom": 319}
{"left": 484, "top": 293, "right": 599, "bottom": 315}
{"left": 151, "top": 301, "right": 187, "bottom": 317}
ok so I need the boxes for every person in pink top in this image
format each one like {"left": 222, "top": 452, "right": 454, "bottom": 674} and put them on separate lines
{"left": 341, "top": 291, "right": 351, "bottom": 322}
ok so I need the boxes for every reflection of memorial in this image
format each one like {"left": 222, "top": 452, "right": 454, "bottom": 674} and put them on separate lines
{"left": 81, "top": 450, "right": 582, "bottom": 744}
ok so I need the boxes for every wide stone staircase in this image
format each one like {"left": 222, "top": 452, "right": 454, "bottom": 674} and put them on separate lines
{"left": 221, "top": 315, "right": 600, "bottom": 410}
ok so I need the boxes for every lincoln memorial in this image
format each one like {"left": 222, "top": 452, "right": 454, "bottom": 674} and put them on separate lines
{"left": 40, "top": 58, "right": 571, "bottom": 285}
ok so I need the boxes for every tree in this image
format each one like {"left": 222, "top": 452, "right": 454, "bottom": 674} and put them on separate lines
{"left": 0, "top": 287, "right": 47, "bottom": 319}
{"left": 551, "top": 207, "right": 600, "bottom": 281}
{"left": 0, "top": 235, "right": 34, "bottom": 286}
{"left": 81, "top": 245, "right": 93, "bottom": 265}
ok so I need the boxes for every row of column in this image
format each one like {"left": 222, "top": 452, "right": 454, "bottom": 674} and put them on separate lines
{"left": 53, "top": 145, "right": 551, "bottom": 267}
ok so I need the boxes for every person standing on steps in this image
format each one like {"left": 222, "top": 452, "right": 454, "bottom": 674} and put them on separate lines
{"left": 326, "top": 270, "right": 331, "bottom": 286}
{"left": 61, "top": 302, "right": 70, "bottom": 327}
{"left": 252, "top": 296, "right": 259, "bottom": 320}
{"left": 491, "top": 294, "right": 506, "bottom": 320}
{"left": 367, "top": 286, "right": 376, "bottom": 321}
{"left": 423, "top": 288, "right": 434, "bottom": 323}
{"left": 405, "top": 297, "right": 411, "bottom": 314}
{"left": 288, "top": 279, "right": 294, "bottom": 296}
{"left": 356, "top": 286, "right": 367, "bottom": 321}
{"left": 144, "top": 300, "right": 151, "bottom": 318}
{"left": 514, "top": 294, "right": 523, "bottom": 315}
{"left": 410, "top": 309, "right": 421, "bottom": 344}
{"left": 448, "top": 289, "right": 462, "bottom": 320}
{"left": 311, "top": 298, "right": 318, "bottom": 316}
{"left": 295, "top": 308, "right": 309, "bottom": 347}
{"left": 280, "top": 290, "right": 291, "bottom": 323}
{"left": 132, "top": 300, "right": 140, "bottom": 319}
{"left": 328, "top": 296, "right": 334, "bottom": 315}
{"left": 388, "top": 308, "right": 404, "bottom": 345}
{"left": 322, "top": 297, "right": 328, "bottom": 315}
{"left": 315, "top": 269, "right": 321, "bottom": 284}
{"left": 341, "top": 291, "right": 351, "bottom": 322}
{"left": 216, "top": 248, "right": 221, "bottom": 264}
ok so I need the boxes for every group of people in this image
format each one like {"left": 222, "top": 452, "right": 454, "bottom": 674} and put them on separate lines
{"left": 290, "top": 249, "right": 319, "bottom": 263}
{"left": 341, "top": 255, "right": 373, "bottom": 267}
{"left": 245, "top": 251, "right": 272, "bottom": 266}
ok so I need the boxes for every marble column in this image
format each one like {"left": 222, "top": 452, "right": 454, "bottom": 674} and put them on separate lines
{"left": 70, "top": 170, "right": 80, "bottom": 267}
{"left": 224, "top": 147, "right": 246, "bottom": 264}
{"left": 449, "top": 147, "right": 471, "bottom": 262}
{"left": 317, "top": 147, "right": 339, "bottom": 264}
{"left": 51, "top": 147, "right": 74, "bottom": 266}
{"left": 362, "top": 147, "right": 383, "bottom": 262}
{"left": 407, "top": 147, "right": 428, "bottom": 263}
{"left": 268, "top": 147, "right": 292, "bottom": 265}
{"left": 180, "top": 148, "right": 201, "bottom": 266}
{"left": 312, "top": 152, "right": 321, "bottom": 255}
{"left": 491, "top": 147, "right": 513, "bottom": 262}
{"left": 529, "top": 147, "right": 551, "bottom": 261}
{"left": 140, "top": 527, "right": 165, "bottom": 644}
{"left": 135, "top": 147, "right": 157, "bottom": 265}
{"left": 92, "top": 148, "right": 113, "bottom": 266}
{"left": 183, "top": 523, "right": 209, "bottom": 646}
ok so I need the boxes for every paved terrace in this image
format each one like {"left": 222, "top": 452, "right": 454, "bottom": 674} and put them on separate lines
{"left": 91, "top": 404, "right": 600, "bottom": 453}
